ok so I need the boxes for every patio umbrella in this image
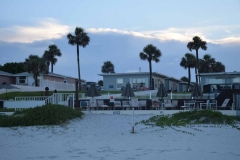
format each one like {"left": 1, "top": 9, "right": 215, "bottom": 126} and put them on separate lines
{"left": 156, "top": 82, "right": 168, "bottom": 100}
{"left": 215, "top": 73, "right": 236, "bottom": 84}
{"left": 121, "top": 82, "right": 135, "bottom": 99}
{"left": 192, "top": 83, "right": 202, "bottom": 98}
{"left": 0, "top": 84, "right": 19, "bottom": 99}
{"left": 85, "top": 84, "right": 101, "bottom": 98}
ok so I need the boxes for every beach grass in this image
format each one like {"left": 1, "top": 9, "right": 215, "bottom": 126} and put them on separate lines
{"left": 138, "top": 110, "right": 240, "bottom": 130}
{"left": 0, "top": 104, "right": 83, "bottom": 127}
{"left": 0, "top": 108, "right": 15, "bottom": 112}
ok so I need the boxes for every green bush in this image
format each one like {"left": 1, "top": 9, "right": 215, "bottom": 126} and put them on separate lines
{"left": 0, "top": 104, "right": 83, "bottom": 127}
{"left": 138, "top": 110, "right": 240, "bottom": 129}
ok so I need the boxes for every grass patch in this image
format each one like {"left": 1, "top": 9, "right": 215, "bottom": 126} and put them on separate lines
{"left": 0, "top": 104, "right": 83, "bottom": 127}
{"left": 137, "top": 110, "right": 240, "bottom": 130}
{"left": 0, "top": 108, "right": 15, "bottom": 112}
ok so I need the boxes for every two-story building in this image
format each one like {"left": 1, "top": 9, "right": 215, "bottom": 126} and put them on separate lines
{"left": 98, "top": 72, "right": 185, "bottom": 91}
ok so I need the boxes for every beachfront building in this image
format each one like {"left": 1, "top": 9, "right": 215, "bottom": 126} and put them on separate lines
{"left": 0, "top": 71, "right": 15, "bottom": 84}
{"left": 98, "top": 72, "right": 183, "bottom": 91}
{"left": 0, "top": 71, "right": 84, "bottom": 91}
{"left": 198, "top": 72, "right": 240, "bottom": 93}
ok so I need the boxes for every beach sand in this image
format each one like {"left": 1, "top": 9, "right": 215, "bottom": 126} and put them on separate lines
{"left": 1, "top": 114, "right": 240, "bottom": 160}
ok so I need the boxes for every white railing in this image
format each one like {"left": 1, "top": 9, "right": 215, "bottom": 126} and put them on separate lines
{"left": 40, "top": 79, "right": 75, "bottom": 91}
{"left": 45, "top": 93, "right": 75, "bottom": 108}
{"left": 15, "top": 96, "right": 49, "bottom": 101}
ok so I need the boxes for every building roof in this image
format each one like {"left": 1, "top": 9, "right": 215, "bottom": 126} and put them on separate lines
{"left": 99, "top": 72, "right": 169, "bottom": 78}
{"left": 0, "top": 70, "right": 14, "bottom": 76}
{"left": 165, "top": 77, "right": 182, "bottom": 82}
{"left": 13, "top": 72, "right": 84, "bottom": 81}
{"left": 198, "top": 72, "right": 240, "bottom": 76}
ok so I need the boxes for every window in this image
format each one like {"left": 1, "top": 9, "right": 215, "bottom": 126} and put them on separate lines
{"left": 116, "top": 78, "right": 123, "bottom": 89}
{"left": 209, "top": 79, "right": 223, "bottom": 84}
{"left": 19, "top": 76, "right": 26, "bottom": 84}
{"left": 132, "top": 78, "right": 146, "bottom": 90}
{"left": 109, "top": 85, "right": 114, "bottom": 88}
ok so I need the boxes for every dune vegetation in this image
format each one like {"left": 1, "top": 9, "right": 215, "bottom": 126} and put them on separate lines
{"left": 0, "top": 104, "right": 83, "bottom": 127}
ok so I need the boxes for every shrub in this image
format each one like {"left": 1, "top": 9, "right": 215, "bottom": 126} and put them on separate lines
{"left": 138, "top": 110, "right": 240, "bottom": 129}
{"left": 0, "top": 104, "right": 83, "bottom": 127}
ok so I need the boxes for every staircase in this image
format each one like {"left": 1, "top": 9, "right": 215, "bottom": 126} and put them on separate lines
{"left": 215, "top": 89, "right": 240, "bottom": 108}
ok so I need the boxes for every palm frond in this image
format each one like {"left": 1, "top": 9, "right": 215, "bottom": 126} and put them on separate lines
{"left": 139, "top": 52, "right": 148, "bottom": 60}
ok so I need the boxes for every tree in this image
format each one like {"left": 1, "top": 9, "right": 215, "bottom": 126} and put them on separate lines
{"left": 212, "top": 62, "right": 225, "bottom": 72}
{"left": 98, "top": 80, "right": 103, "bottom": 86}
{"left": 187, "top": 36, "right": 207, "bottom": 84}
{"left": 199, "top": 54, "right": 225, "bottom": 73}
{"left": 180, "top": 76, "right": 189, "bottom": 82}
{"left": 42, "top": 45, "right": 62, "bottom": 73}
{"left": 139, "top": 44, "right": 162, "bottom": 90}
{"left": 24, "top": 55, "right": 48, "bottom": 87}
{"left": 180, "top": 53, "right": 196, "bottom": 91}
{"left": 67, "top": 27, "right": 90, "bottom": 90}
{"left": 101, "top": 61, "right": 115, "bottom": 73}
{"left": 0, "top": 62, "right": 25, "bottom": 74}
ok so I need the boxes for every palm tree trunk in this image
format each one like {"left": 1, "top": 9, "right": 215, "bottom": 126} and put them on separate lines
{"left": 76, "top": 44, "right": 81, "bottom": 90}
{"left": 187, "top": 66, "right": 191, "bottom": 91}
{"left": 149, "top": 60, "right": 152, "bottom": 90}
{"left": 34, "top": 74, "right": 38, "bottom": 87}
{"left": 195, "top": 49, "right": 199, "bottom": 84}
{"left": 51, "top": 62, "right": 53, "bottom": 73}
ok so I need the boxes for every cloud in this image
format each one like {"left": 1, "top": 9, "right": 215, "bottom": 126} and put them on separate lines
{"left": 87, "top": 25, "right": 240, "bottom": 45}
{"left": 214, "top": 37, "right": 240, "bottom": 45}
{"left": 0, "top": 18, "right": 70, "bottom": 43}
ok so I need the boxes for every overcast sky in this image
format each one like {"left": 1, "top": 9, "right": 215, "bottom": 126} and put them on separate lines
{"left": 0, "top": 0, "right": 240, "bottom": 82}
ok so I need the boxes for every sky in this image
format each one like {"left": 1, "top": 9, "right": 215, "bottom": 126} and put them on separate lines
{"left": 0, "top": 0, "right": 240, "bottom": 82}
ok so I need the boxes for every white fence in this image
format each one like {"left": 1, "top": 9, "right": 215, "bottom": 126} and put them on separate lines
{"left": 15, "top": 96, "right": 49, "bottom": 101}
{"left": 40, "top": 79, "right": 75, "bottom": 91}
{"left": 4, "top": 93, "right": 75, "bottom": 110}
{"left": 0, "top": 80, "right": 75, "bottom": 95}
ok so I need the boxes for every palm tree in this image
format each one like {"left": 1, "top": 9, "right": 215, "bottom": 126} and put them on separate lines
{"left": 198, "top": 54, "right": 216, "bottom": 73}
{"left": 67, "top": 27, "right": 90, "bottom": 90}
{"left": 187, "top": 36, "right": 207, "bottom": 84}
{"left": 24, "top": 55, "right": 48, "bottom": 87}
{"left": 212, "top": 62, "right": 225, "bottom": 72}
{"left": 180, "top": 53, "right": 196, "bottom": 91}
{"left": 42, "top": 45, "right": 62, "bottom": 73}
{"left": 101, "top": 61, "right": 115, "bottom": 73}
{"left": 139, "top": 44, "right": 162, "bottom": 90}
{"left": 199, "top": 54, "right": 225, "bottom": 73}
{"left": 180, "top": 76, "right": 189, "bottom": 82}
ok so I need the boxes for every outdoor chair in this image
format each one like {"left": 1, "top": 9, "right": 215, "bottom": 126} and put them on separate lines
{"left": 97, "top": 100, "right": 109, "bottom": 110}
{"left": 130, "top": 98, "right": 140, "bottom": 110}
{"left": 171, "top": 100, "right": 178, "bottom": 110}
{"left": 162, "top": 100, "right": 175, "bottom": 110}
{"left": 209, "top": 100, "right": 217, "bottom": 110}
{"left": 122, "top": 101, "right": 131, "bottom": 110}
{"left": 200, "top": 100, "right": 210, "bottom": 110}
{"left": 89, "top": 99, "right": 97, "bottom": 110}
{"left": 80, "top": 101, "right": 88, "bottom": 110}
{"left": 181, "top": 100, "right": 195, "bottom": 110}
{"left": 217, "top": 99, "right": 230, "bottom": 110}
{"left": 113, "top": 100, "right": 122, "bottom": 110}
{"left": 151, "top": 98, "right": 160, "bottom": 110}
{"left": 139, "top": 100, "right": 146, "bottom": 110}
